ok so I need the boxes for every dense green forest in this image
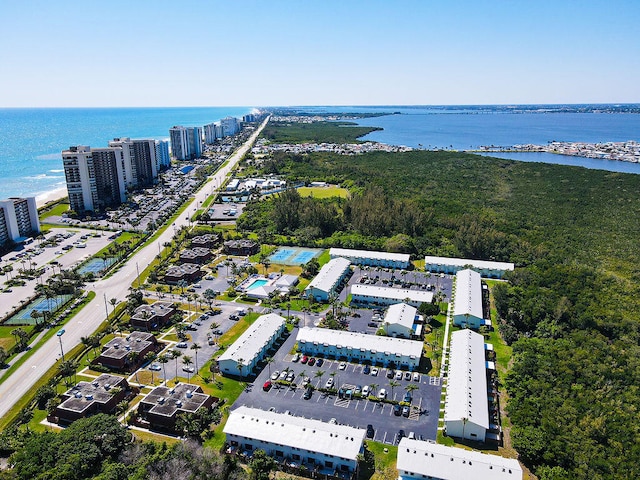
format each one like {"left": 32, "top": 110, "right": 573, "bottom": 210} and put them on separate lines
{"left": 240, "top": 121, "right": 640, "bottom": 479}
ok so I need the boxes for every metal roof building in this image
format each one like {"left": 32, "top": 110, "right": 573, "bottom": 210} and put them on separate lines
{"left": 296, "top": 327, "right": 423, "bottom": 369}
{"left": 224, "top": 406, "right": 366, "bottom": 473}
{"left": 444, "top": 329, "right": 489, "bottom": 442}
{"left": 397, "top": 438, "right": 523, "bottom": 480}
{"left": 305, "top": 257, "right": 351, "bottom": 301}
{"left": 425, "top": 255, "right": 514, "bottom": 279}
{"left": 383, "top": 302, "right": 418, "bottom": 338}
{"left": 330, "top": 247, "right": 410, "bottom": 268}
{"left": 351, "top": 283, "right": 433, "bottom": 308}
{"left": 453, "top": 269, "right": 484, "bottom": 329}
{"left": 217, "top": 313, "right": 286, "bottom": 377}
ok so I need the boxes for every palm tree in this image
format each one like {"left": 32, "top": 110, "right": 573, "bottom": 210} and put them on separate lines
{"left": 388, "top": 380, "right": 400, "bottom": 400}
{"left": 109, "top": 298, "right": 118, "bottom": 318}
{"left": 190, "top": 343, "right": 201, "bottom": 374}
{"left": 128, "top": 351, "right": 140, "bottom": 383}
{"left": 171, "top": 350, "right": 182, "bottom": 381}
{"left": 182, "top": 355, "right": 193, "bottom": 382}
{"left": 30, "top": 309, "right": 41, "bottom": 326}
{"left": 145, "top": 351, "right": 157, "bottom": 384}
{"left": 405, "top": 383, "right": 419, "bottom": 400}
{"left": 315, "top": 369, "right": 325, "bottom": 388}
{"left": 369, "top": 383, "right": 379, "bottom": 397}
{"left": 158, "top": 353, "right": 169, "bottom": 385}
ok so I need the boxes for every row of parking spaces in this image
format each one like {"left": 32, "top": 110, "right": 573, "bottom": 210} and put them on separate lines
{"left": 290, "top": 356, "right": 423, "bottom": 382}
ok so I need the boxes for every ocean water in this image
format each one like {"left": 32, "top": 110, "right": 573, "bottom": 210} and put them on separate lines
{"left": 0, "top": 107, "right": 252, "bottom": 199}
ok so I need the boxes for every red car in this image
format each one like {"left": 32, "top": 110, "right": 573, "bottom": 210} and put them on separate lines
{"left": 308, "top": 357, "right": 316, "bottom": 366}
{"left": 301, "top": 355, "right": 309, "bottom": 364}
{"left": 263, "top": 380, "right": 272, "bottom": 391}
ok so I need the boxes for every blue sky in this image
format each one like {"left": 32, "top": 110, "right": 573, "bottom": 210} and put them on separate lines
{"left": 1, "top": 0, "right": 638, "bottom": 107}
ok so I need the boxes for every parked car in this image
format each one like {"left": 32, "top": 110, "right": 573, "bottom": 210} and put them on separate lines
{"left": 263, "top": 380, "right": 272, "bottom": 391}
{"left": 149, "top": 364, "right": 161, "bottom": 371}
{"left": 176, "top": 342, "right": 188, "bottom": 348}
{"left": 362, "top": 385, "right": 370, "bottom": 396}
{"left": 286, "top": 371, "right": 295, "bottom": 382}
{"left": 397, "top": 429, "right": 406, "bottom": 443}
{"left": 363, "top": 364, "right": 371, "bottom": 374}
{"left": 378, "top": 388, "right": 387, "bottom": 399}
{"left": 413, "top": 372, "right": 420, "bottom": 382}
{"left": 292, "top": 353, "right": 301, "bottom": 362}
{"left": 302, "top": 376, "right": 310, "bottom": 386}
{"left": 307, "top": 357, "right": 316, "bottom": 366}
{"left": 182, "top": 366, "right": 195, "bottom": 373}
{"left": 303, "top": 387, "right": 313, "bottom": 399}
{"left": 279, "top": 371, "right": 288, "bottom": 380}
{"left": 366, "top": 424, "right": 375, "bottom": 439}
{"left": 271, "top": 370, "right": 280, "bottom": 381}
{"left": 301, "top": 355, "right": 309, "bottom": 364}
{"left": 371, "top": 367, "right": 379, "bottom": 376}
{"left": 325, "top": 378, "right": 334, "bottom": 388}
{"left": 403, "top": 392, "right": 412, "bottom": 403}
{"left": 229, "top": 314, "right": 239, "bottom": 321}
{"left": 402, "top": 405, "right": 410, "bottom": 417}
{"left": 395, "top": 370, "right": 403, "bottom": 380}
{"left": 354, "top": 385, "right": 362, "bottom": 395}
{"left": 393, "top": 404, "right": 402, "bottom": 416}
{"left": 404, "top": 371, "right": 411, "bottom": 380}
{"left": 387, "top": 369, "right": 395, "bottom": 379}
{"left": 338, "top": 361, "right": 347, "bottom": 370}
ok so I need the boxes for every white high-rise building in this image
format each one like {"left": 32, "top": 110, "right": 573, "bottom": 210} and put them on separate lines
{"left": 0, "top": 197, "right": 40, "bottom": 247}
{"left": 204, "top": 123, "right": 218, "bottom": 144}
{"left": 220, "top": 116, "right": 240, "bottom": 136}
{"left": 170, "top": 126, "right": 202, "bottom": 160}
{"left": 109, "top": 137, "right": 158, "bottom": 188}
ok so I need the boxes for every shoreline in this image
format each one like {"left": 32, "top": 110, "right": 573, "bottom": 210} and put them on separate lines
{"left": 36, "top": 187, "right": 68, "bottom": 208}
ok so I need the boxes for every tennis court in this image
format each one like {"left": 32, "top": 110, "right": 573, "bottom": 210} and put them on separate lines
{"left": 268, "top": 247, "right": 322, "bottom": 266}
{"left": 77, "top": 257, "right": 116, "bottom": 276}
{"left": 4, "top": 294, "right": 73, "bottom": 325}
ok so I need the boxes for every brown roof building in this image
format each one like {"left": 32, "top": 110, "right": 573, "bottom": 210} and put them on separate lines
{"left": 130, "top": 301, "right": 176, "bottom": 331}
{"left": 55, "top": 374, "right": 129, "bottom": 425}
{"left": 223, "top": 239, "right": 259, "bottom": 256}
{"left": 165, "top": 263, "right": 201, "bottom": 285}
{"left": 178, "top": 247, "right": 213, "bottom": 265}
{"left": 191, "top": 233, "right": 220, "bottom": 249}
{"left": 95, "top": 331, "right": 158, "bottom": 371}
{"left": 137, "top": 383, "right": 216, "bottom": 432}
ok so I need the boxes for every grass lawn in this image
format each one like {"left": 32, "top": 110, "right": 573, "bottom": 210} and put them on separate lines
{"left": 316, "top": 249, "right": 330, "bottom": 266}
{"left": 216, "top": 313, "right": 259, "bottom": 346}
{"left": 0, "top": 325, "right": 34, "bottom": 351}
{"left": 365, "top": 441, "right": 398, "bottom": 480}
{"left": 297, "top": 186, "right": 349, "bottom": 199}
{"left": 132, "top": 428, "right": 181, "bottom": 445}
{"left": 39, "top": 201, "right": 70, "bottom": 220}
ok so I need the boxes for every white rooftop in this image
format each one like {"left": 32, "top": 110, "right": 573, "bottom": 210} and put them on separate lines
{"left": 425, "top": 255, "right": 514, "bottom": 273}
{"left": 307, "top": 257, "right": 351, "bottom": 293}
{"left": 296, "top": 327, "right": 423, "bottom": 359}
{"left": 383, "top": 303, "right": 417, "bottom": 329}
{"left": 330, "top": 247, "right": 410, "bottom": 263}
{"left": 217, "top": 314, "right": 285, "bottom": 366}
{"left": 224, "top": 406, "right": 366, "bottom": 461}
{"left": 397, "top": 438, "right": 523, "bottom": 480}
{"left": 444, "top": 329, "right": 489, "bottom": 429}
{"left": 453, "top": 269, "right": 484, "bottom": 319}
{"left": 351, "top": 284, "right": 434, "bottom": 304}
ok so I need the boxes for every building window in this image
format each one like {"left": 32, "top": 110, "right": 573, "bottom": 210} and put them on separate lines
{"left": 325, "top": 461, "right": 333, "bottom": 468}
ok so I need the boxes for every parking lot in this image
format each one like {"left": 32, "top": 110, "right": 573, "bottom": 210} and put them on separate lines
{"left": 233, "top": 329, "right": 442, "bottom": 444}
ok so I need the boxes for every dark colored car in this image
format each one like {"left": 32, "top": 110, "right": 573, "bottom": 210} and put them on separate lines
{"left": 366, "top": 424, "right": 375, "bottom": 439}
{"left": 403, "top": 392, "right": 412, "bottom": 403}
{"left": 363, "top": 364, "right": 371, "bottom": 375}
{"left": 304, "top": 387, "right": 313, "bottom": 400}
{"left": 263, "top": 380, "right": 272, "bottom": 391}
{"left": 308, "top": 357, "right": 316, "bottom": 366}
{"left": 387, "top": 369, "right": 395, "bottom": 379}
{"left": 301, "top": 355, "right": 309, "bottom": 364}
{"left": 393, "top": 404, "right": 402, "bottom": 416}
{"left": 316, "top": 358, "right": 324, "bottom": 367}
{"left": 402, "top": 405, "right": 410, "bottom": 417}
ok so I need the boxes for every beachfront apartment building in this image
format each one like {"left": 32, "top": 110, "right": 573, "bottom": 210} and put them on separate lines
{"left": 220, "top": 116, "right": 240, "bottom": 136}
{"left": 224, "top": 406, "right": 366, "bottom": 475}
{"left": 155, "top": 140, "right": 171, "bottom": 170}
{"left": 62, "top": 145, "right": 126, "bottom": 213}
{"left": 329, "top": 247, "right": 411, "bottom": 269}
{"left": 444, "top": 329, "right": 490, "bottom": 442}
{"left": 109, "top": 137, "right": 158, "bottom": 188}
{"left": 425, "top": 255, "right": 514, "bottom": 279}
{"left": 217, "top": 313, "right": 286, "bottom": 378}
{"left": 296, "top": 327, "right": 423, "bottom": 369}
{"left": 169, "top": 126, "right": 202, "bottom": 160}
{"left": 305, "top": 257, "right": 352, "bottom": 302}
{"left": 0, "top": 197, "right": 40, "bottom": 247}
{"left": 453, "top": 269, "right": 485, "bottom": 329}
{"left": 397, "top": 438, "right": 523, "bottom": 480}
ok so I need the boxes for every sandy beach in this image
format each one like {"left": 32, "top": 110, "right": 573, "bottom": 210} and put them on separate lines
{"left": 36, "top": 187, "right": 68, "bottom": 208}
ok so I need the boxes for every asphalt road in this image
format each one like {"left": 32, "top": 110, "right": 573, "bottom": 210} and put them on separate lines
{"left": 0, "top": 117, "right": 270, "bottom": 419}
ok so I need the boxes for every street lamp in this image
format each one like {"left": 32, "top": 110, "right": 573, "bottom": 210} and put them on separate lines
{"left": 57, "top": 329, "right": 65, "bottom": 360}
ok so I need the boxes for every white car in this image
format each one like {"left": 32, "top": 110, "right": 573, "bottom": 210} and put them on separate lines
{"left": 362, "top": 385, "right": 370, "bottom": 396}
{"left": 271, "top": 370, "right": 280, "bottom": 381}
{"left": 338, "top": 361, "right": 347, "bottom": 370}
{"left": 395, "top": 370, "right": 403, "bottom": 380}
{"left": 371, "top": 367, "right": 379, "bottom": 376}
{"left": 413, "top": 372, "right": 420, "bottom": 382}
{"left": 325, "top": 378, "right": 334, "bottom": 388}
{"left": 378, "top": 388, "right": 387, "bottom": 399}
{"left": 149, "top": 364, "right": 161, "bottom": 371}
{"left": 182, "top": 366, "right": 195, "bottom": 373}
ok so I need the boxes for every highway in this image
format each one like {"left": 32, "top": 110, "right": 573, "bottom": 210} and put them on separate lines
{"left": 0, "top": 117, "right": 269, "bottom": 419}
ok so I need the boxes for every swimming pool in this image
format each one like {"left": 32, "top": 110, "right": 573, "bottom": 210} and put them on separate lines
{"left": 246, "top": 278, "right": 269, "bottom": 290}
